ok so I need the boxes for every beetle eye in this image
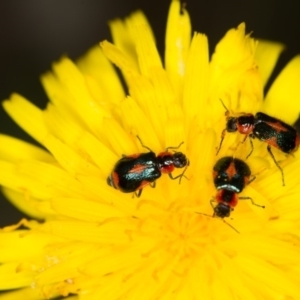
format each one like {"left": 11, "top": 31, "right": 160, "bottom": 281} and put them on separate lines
{"left": 226, "top": 117, "right": 237, "bottom": 132}
{"left": 106, "top": 176, "right": 113, "bottom": 187}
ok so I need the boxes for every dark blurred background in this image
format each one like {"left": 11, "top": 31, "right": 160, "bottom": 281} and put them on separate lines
{"left": 0, "top": 0, "right": 300, "bottom": 226}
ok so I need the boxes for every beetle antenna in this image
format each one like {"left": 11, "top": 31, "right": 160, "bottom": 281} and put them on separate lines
{"left": 195, "top": 211, "right": 239, "bottom": 233}
{"left": 216, "top": 129, "right": 226, "bottom": 155}
{"left": 136, "top": 135, "right": 153, "bottom": 152}
{"left": 219, "top": 99, "right": 229, "bottom": 112}
{"left": 165, "top": 141, "right": 184, "bottom": 153}
{"left": 195, "top": 212, "right": 212, "bottom": 218}
{"left": 222, "top": 219, "right": 240, "bottom": 233}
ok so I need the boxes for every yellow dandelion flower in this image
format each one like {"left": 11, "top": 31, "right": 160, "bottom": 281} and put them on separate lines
{"left": 1, "top": 0, "right": 300, "bottom": 299}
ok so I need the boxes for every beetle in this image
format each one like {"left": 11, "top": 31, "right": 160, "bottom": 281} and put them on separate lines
{"left": 107, "top": 137, "right": 189, "bottom": 197}
{"left": 197, "top": 156, "right": 264, "bottom": 233}
{"left": 211, "top": 156, "right": 263, "bottom": 218}
{"left": 216, "top": 100, "right": 300, "bottom": 186}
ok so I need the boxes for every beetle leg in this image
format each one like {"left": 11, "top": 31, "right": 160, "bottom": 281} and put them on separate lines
{"left": 216, "top": 128, "right": 227, "bottom": 155}
{"left": 168, "top": 166, "right": 189, "bottom": 184}
{"left": 165, "top": 142, "right": 184, "bottom": 152}
{"left": 246, "top": 135, "right": 254, "bottom": 159}
{"left": 239, "top": 196, "right": 265, "bottom": 208}
{"left": 136, "top": 135, "right": 153, "bottom": 152}
{"left": 248, "top": 175, "right": 256, "bottom": 185}
{"left": 149, "top": 181, "right": 156, "bottom": 188}
{"left": 134, "top": 189, "right": 143, "bottom": 198}
{"left": 210, "top": 199, "right": 217, "bottom": 210}
{"left": 266, "top": 145, "right": 285, "bottom": 186}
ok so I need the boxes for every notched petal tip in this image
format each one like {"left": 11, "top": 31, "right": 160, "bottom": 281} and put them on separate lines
{"left": 210, "top": 23, "right": 262, "bottom": 111}
{"left": 100, "top": 40, "right": 139, "bottom": 75}
{"left": 212, "top": 22, "right": 257, "bottom": 69}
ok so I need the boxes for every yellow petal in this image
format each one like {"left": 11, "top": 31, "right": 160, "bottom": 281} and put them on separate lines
{"left": 35, "top": 262, "right": 80, "bottom": 286}
{"left": 255, "top": 40, "right": 285, "bottom": 87}
{"left": 217, "top": 258, "right": 258, "bottom": 300}
{"left": 182, "top": 33, "right": 209, "bottom": 127}
{"left": 234, "top": 255, "right": 300, "bottom": 297}
{"left": 210, "top": 23, "right": 262, "bottom": 112}
{"left": 165, "top": 0, "right": 191, "bottom": 92}
{"left": 0, "top": 287, "right": 58, "bottom": 300}
{"left": 108, "top": 18, "right": 139, "bottom": 71}
{"left": 101, "top": 117, "right": 139, "bottom": 155}
{"left": 145, "top": 68, "right": 177, "bottom": 142}
{"left": 41, "top": 72, "right": 80, "bottom": 124}
{"left": 263, "top": 55, "right": 300, "bottom": 124}
{"left": 40, "top": 220, "right": 131, "bottom": 243}
{"left": 211, "top": 23, "right": 257, "bottom": 74}
{"left": 2, "top": 94, "right": 48, "bottom": 144}
{"left": 43, "top": 135, "right": 102, "bottom": 177}
{"left": 75, "top": 131, "right": 118, "bottom": 175}
{"left": 82, "top": 248, "right": 143, "bottom": 277}
{"left": 119, "top": 97, "right": 161, "bottom": 151}
{"left": 76, "top": 45, "right": 125, "bottom": 104}
{"left": 0, "top": 134, "right": 53, "bottom": 163}
{"left": 0, "top": 262, "right": 33, "bottom": 289}
{"left": 127, "top": 11, "right": 162, "bottom": 78}
{"left": 75, "top": 175, "right": 136, "bottom": 213}
{"left": 124, "top": 73, "right": 166, "bottom": 143}
{"left": 100, "top": 40, "right": 139, "bottom": 75}
{"left": 0, "top": 160, "right": 88, "bottom": 200}
{"left": 221, "top": 235, "right": 300, "bottom": 264}
{"left": 50, "top": 197, "right": 126, "bottom": 222}
{"left": 1, "top": 187, "right": 52, "bottom": 219}
{"left": 43, "top": 102, "right": 85, "bottom": 145}
{"left": 51, "top": 57, "right": 111, "bottom": 134}
{"left": 0, "top": 230, "right": 62, "bottom": 262}
{"left": 164, "top": 102, "right": 185, "bottom": 150}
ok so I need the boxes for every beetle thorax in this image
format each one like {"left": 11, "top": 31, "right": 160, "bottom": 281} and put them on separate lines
{"left": 157, "top": 152, "right": 174, "bottom": 173}
{"left": 236, "top": 114, "right": 255, "bottom": 134}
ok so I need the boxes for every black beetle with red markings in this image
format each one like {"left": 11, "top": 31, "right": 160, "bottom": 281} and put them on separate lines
{"left": 198, "top": 156, "right": 265, "bottom": 233}
{"left": 107, "top": 137, "right": 189, "bottom": 197}
{"left": 217, "top": 100, "right": 300, "bottom": 186}
{"left": 211, "top": 156, "right": 260, "bottom": 220}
